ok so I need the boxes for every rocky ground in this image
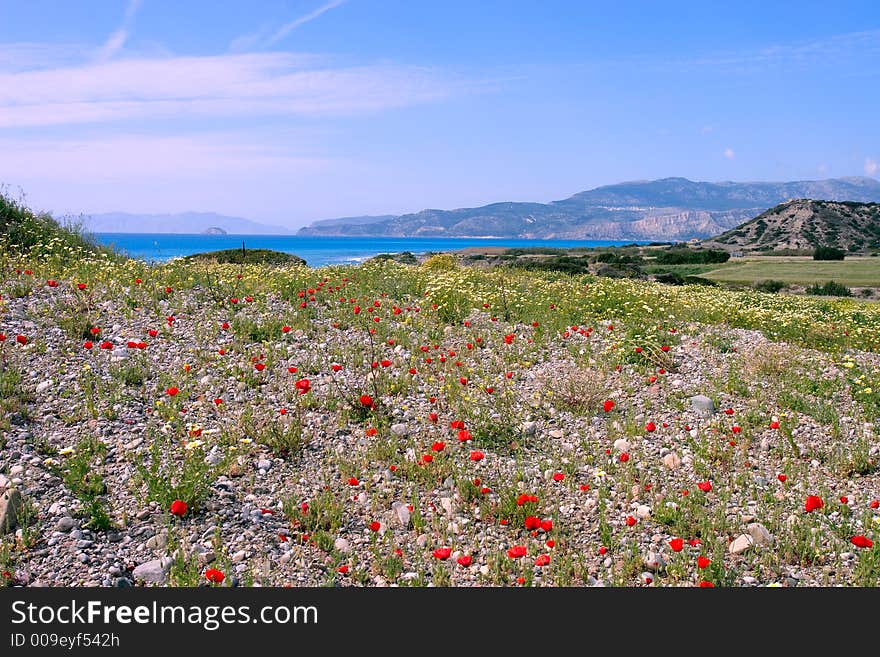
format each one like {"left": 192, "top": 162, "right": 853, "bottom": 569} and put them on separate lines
{"left": 1, "top": 260, "right": 879, "bottom": 587}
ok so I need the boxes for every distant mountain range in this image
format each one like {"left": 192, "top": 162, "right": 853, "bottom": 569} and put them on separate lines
{"left": 707, "top": 199, "right": 880, "bottom": 253}
{"left": 297, "top": 177, "right": 880, "bottom": 241}
{"left": 77, "top": 212, "right": 293, "bottom": 235}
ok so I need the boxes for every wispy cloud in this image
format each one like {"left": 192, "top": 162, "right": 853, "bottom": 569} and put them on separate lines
{"left": 867, "top": 157, "right": 879, "bottom": 177}
{"left": 95, "top": 0, "right": 143, "bottom": 61}
{"left": 231, "top": 0, "right": 346, "bottom": 52}
{"left": 723, "top": 147, "right": 735, "bottom": 159}
{"left": 0, "top": 52, "right": 458, "bottom": 128}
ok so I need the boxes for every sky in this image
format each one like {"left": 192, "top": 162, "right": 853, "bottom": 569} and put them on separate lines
{"left": 1, "top": 0, "right": 878, "bottom": 228}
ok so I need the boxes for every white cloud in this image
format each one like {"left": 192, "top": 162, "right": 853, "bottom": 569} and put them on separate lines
{"left": 700, "top": 125, "right": 713, "bottom": 135}
{"left": 95, "top": 0, "right": 143, "bottom": 61}
{"left": 0, "top": 52, "right": 457, "bottom": 128}
{"left": 723, "top": 147, "right": 735, "bottom": 159}
{"left": 231, "top": 0, "right": 346, "bottom": 51}
{"left": 866, "top": 157, "right": 879, "bottom": 177}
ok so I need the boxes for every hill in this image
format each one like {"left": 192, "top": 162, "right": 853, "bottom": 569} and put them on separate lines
{"left": 707, "top": 199, "right": 880, "bottom": 253}
{"left": 297, "top": 177, "right": 880, "bottom": 240}
{"left": 80, "top": 211, "right": 292, "bottom": 235}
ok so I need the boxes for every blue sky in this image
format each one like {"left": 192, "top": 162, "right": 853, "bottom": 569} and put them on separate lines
{"left": 1, "top": 0, "right": 878, "bottom": 227}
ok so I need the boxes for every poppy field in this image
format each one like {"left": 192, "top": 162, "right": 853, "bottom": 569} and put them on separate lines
{"left": 1, "top": 239, "right": 879, "bottom": 587}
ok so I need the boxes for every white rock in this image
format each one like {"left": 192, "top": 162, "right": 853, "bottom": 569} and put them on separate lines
{"left": 747, "top": 523, "right": 773, "bottom": 547}
{"left": 392, "top": 502, "right": 411, "bottom": 528}
{"left": 613, "top": 438, "right": 630, "bottom": 452}
{"left": 662, "top": 452, "right": 681, "bottom": 469}
{"left": 334, "top": 538, "right": 351, "bottom": 553}
{"left": 728, "top": 534, "right": 754, "bottom": 555}
{"left": 132, "top": 558, "right": 171, "bottom": 584}
{"left": 390, "top": 423, "right": 409, "bottom": 437}
{"left": 636, "top": 504, "right": 651, "bottom": 519}
{"left": 36, "top": 380, "right": 53, "bottom": 393}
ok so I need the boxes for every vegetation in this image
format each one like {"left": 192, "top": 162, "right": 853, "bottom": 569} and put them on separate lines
{"left": 654, "top": 249, "right": 730, "bottom": 265}
{"left": 183, "top": 247, "right": 306, "bottom": 265}
{"left": 806, "top": 280, "right": 852, "bottom": 297}
{"left": 814, "top": 246, "right": 846, "bottom": 261}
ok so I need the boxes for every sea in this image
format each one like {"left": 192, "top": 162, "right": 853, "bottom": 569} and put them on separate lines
{"left": 94, "top": 233, "right": 644, "bottom": 268}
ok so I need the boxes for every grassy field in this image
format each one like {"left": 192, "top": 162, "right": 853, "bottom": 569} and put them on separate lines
{"left": 702, "top": 256, "right": 880, "bottom": 287}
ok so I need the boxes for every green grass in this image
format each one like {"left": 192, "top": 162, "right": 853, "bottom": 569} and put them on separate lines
{"left": 702, "top": 258, "right": 880, "bottom": 287}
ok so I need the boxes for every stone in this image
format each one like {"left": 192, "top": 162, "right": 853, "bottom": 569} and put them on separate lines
{"left": 55, "top": 515, "right": 76, "bottom": 532}
{"left": 662, "top": 452, "right": 681, "bottom": 470}
{"left": 643, "top": 551, "right": 665, "bottom": 571}
{"left": 690, "top": 395, "right": 715, "bottom": 416}
{"left": 36, "top": 380, "right": 53, "bottom": 393}
{"left": 390, "top": 423, "right": 409, "bottom": 437}
{"left": 0, "top": 474, "right": 8, "bottom": 492}
{"left": 521, "top": 421, "right": 537, "bottom": 436}
{"left": 334, "top": 537, "right": 351, "bottom": 553}
{"left": 440, "top": 497, "right": 454, "bottom": 517}
{"left": 132, "top": 558, "right": 171, "bottom": 584}
{"left": 613, "top": 438, "right": 630, "bottom": 452}
{"left": 728, "top": 534, "right": 754, "bottom": 555}
{"left": 231, "top": 550, "right": 247, "bottom": 563}
{"left": 0, "top": 488, "right": 23, "bottom": 534}
{"left": 747, "top": 523, "right": 773, "bottom": 547}
{"left": 391, "top": 502, "right": 411, "bottom": 528}
{"left": 639, "top": 571, "right": 655, "bottom": 585}
{"left": 146, "top": 534, "right": 168, "bottom": 550}
{"left": 548, "top": 429, "right": 564, "bottom": 439}
{"left": 256, "top": 459, "right": 272, "bottom": 471}
{"left": 636, "top": 505, "right": 651, "bottom": 519}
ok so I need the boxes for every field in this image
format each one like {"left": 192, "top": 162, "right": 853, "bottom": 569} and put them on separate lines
{"left": 1, "top": 237, "right": 880, "bottom": 588}
{"left": 702, "top": 256, "right": 880, "bottom": 287}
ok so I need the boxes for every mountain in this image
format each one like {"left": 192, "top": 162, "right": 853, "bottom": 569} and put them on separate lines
{"left": 706, "top": 199, "right": 880, "bottom": 253}
{"left": 76, "top": 212, "right": 292, "bottom": 235}
{"left": 297, "top": 177, "right": 880, "bottom": 240}
{"left": 306, "top": 214, "right": 396, "bottom": 229}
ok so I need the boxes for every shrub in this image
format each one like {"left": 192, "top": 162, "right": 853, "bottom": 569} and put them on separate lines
{"left": 813, "top": 246, "right": 845, "bottom": 261}
{"left": 805, "top": 280, "right": 852, "bottom": 297}
{"left": 754, "top": 280, "right": 787, "bottom": 293}
{"left": 654, "top": 249, "right": 730, "bottom": 265}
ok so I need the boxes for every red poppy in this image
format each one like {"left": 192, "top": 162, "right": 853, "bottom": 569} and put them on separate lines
{"left": 431, "top": 441, "right": 446, "bottom": 452}
{"left": 552, "top": 472, "right": 565, "bottom": 482}
{"left": 698, "top": 581, "right": 714, "bottom": 588}
{"left": 598, "top": 546, "right": 607, "bottom": 555}
{"left": 805, "top": 495, "right": 824, "bottom": 513}
{"left": 457, "top": 429, "right": 472, "bottom": 442}
{"left": 546, "top": 539, "right": 555, "bottom": 548}
{"left": 645, "top": 422, "right": 656, "bottom": 432}
{"left": 15, "top": 334, "right": 27, "bottom": 345}
{"left": 148, "top": 329, "right": 158, "bottom": 337}
{"left": 100, "top": 341, "right": 113, "bottom": 350}
{"left": 619, "top": 453, "right": 630, "bottom": 463}
{"left": 254, "top": 363, "right": 265, "bottom": 372}
{"left": 660, "top": 345, "right": 670, "bottom": 352}
{"left": 871, "top": 500, "right": 879, "bottom": 509}
{"left": 777, "top": 474, "right": 787, "bottom": 483}
{"left": 769, "top": 420, "right": 780, "bottom": 429}
{"left": 469, "top": 450, "right": 484, "bottom": 461}
{"left": 429, "top": 412, "right": 438, "bottom": 423}
{"left": 603, "top": 399, "right": 615, "bottom": 412}
{"left": 459, "top": 377, "right": 468, "bottom": 386}
{"left": 534, "top": 554, "right": 550, "bottom": 567}
{"left": 347, "top": 477, "right": 359, "bottom": 486}
{"left": 579, "top": 484, "right": 590, "bottom": 492}
{"left": 432, "top": 547, "right": 452, "bottom": 560}
{"left": 731, "top": 425, "right": 741, "bottom": 434}
{"left": 365, "top": 427, "right": 377, "bottom": 437}
{"left": 337, "top": 565, "right": 349, "bottom": 574}
{"left": 77, "top": 283, "right": 87, "bottom": 290}
{"left": 205, "top": 569, "right": 225, "bottom": 583}
{"left": 456, "top": 555, "right": 473, "bottom": 567}
{"left": 287, "top": 366, "right": 298, "bottom": 373}
{"left": 369, "top": 521, "right": 381, "bottom": 532}
{"left": 540, "top": 519, "right": 553, "bottom": 532}
{"left": 359, "top": 394, "right": 374, "bottom": 408}
{"left": 282, "top": 326, "right": 291, "bottom": 333}
{"left": 165, "top": 386, "right": 179, "bottom": 397}
{"left": 669, "top": 538, "right": 684, "bottom": 552}
{"left": 697, "top": 556, "right": 710, "bottom": 569}
{"left": 331, "top": 364, "right": 343, "bottom": 372}
{"left": 295, "top": 379, "right": 311, "bottom": 394}
{"left": 697, "top": 481, "right": 712, "bottom": 493}
{"left": 723, "top": 408, "right": 734, "bottom": 415}
{"left": 625, "top": 516, "right": 637, "bottom": 526}
{"left": 213, "top": 398, "right": 223, "bottom": 405}
{"left": 525, "top": 516, "right": 541, "bottom": 530}
{"left": 421, "top": 454, "right": 434, "bottom": 464}
{"left": 507, "top": 545, "right": 527, "bottom": 559}
{"left": 688, "top": 538, "right": 701, "bottom": 547}
{"left": 504, "top": 334, "right": 515, "bottom": 344}
{"left": 851, "top": 535, "right": 873, "bottom": 549}
{"left": 83, "top": 341, "right": 93, "bottom": 349}
{"left": 46, "top": 279, "right": 58, "bottom": 287}
{"left": 170, "top": 500, "right": 188, "bottom": 516}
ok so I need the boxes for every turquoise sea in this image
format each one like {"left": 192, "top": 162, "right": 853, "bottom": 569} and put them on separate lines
{"left": 94, "top": 233, "right": 645, "bottom": 268}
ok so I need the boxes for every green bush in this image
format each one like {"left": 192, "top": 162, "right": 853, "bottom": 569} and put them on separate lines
{"left": 754, "top": 280, "right": 787, "bottom": 293}
{"left": 654, "top": 249, "right": 730, "bottom": 265}
{"left": 813, "top": 246, "right": 845, "bottom": 261}
{"left": 805, "top": 280, "right": 851, "bottom": 297}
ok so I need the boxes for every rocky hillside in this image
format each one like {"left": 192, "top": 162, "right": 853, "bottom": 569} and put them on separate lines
{"left": 707, "top": 200, "right": 880, "bottom": 253}
{"left": 297, "top": 177, "right": 880, "bottom": 240}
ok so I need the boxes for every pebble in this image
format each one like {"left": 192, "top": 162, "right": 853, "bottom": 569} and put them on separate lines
{"left": 390, "top": 423, "right": 409, "bottom": 437}
{"left": 729, "top": 534, "right": 753, "bottom": 555}
{"left": 54, "top": 516, "right": 77, "bottom": 532}
{"left": 690, "top": 395, "right": 715, "bottom": 416}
